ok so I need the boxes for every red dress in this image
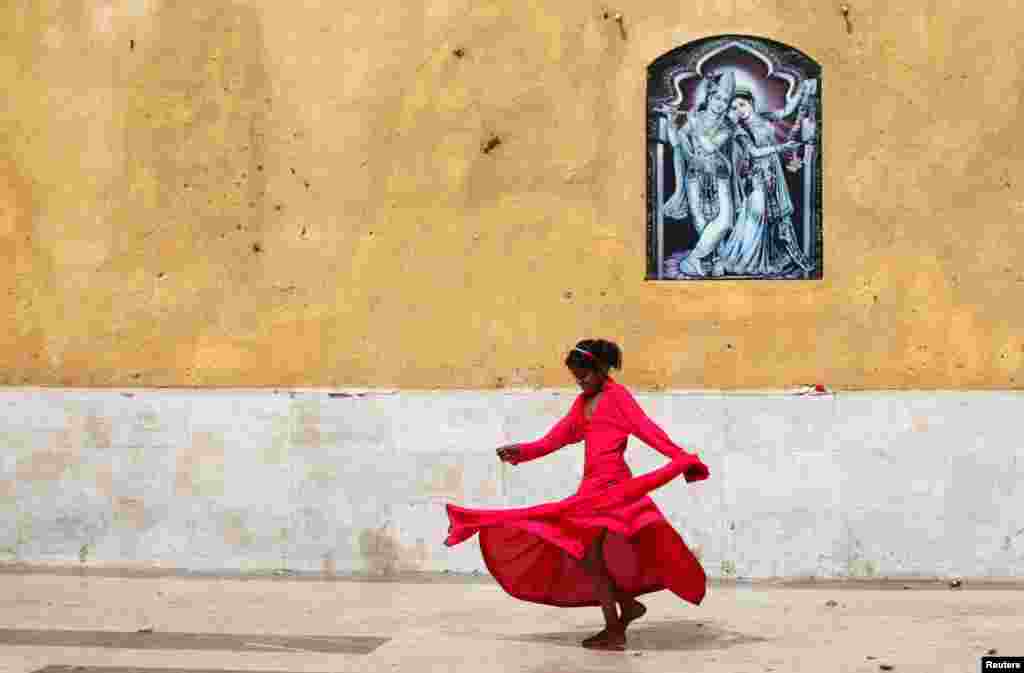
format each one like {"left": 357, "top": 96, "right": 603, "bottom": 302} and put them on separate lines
{"left": 445, "top": 377, "right": 710, "bottom": 607}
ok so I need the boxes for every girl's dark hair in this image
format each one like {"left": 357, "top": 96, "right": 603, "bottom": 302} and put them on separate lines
{"left": 564, "top": 339, "right": 623, "bottom": 371}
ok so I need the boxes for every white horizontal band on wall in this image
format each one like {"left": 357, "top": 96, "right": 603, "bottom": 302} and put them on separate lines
{"left": 0, "top": 388, "right": 1021, "bottom": 579}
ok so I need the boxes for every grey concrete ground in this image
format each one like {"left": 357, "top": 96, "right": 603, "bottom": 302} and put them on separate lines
{"left": 0, "top": 569, "right": 1020, "bottom": 673}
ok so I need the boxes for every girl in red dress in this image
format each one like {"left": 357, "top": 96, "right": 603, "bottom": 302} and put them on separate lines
{"left": 445, "top": 339, "right": 710, "bottom": 650}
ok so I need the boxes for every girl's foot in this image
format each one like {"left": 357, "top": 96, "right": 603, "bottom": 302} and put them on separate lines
{"left": 581, "top": 627, "right": 626, "bottom": 651}
{"left": 621, "top": 599, "right": 646, "bottom": 628}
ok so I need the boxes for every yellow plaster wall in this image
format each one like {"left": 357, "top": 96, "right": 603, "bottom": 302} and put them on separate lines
{"left": 2, "top": 0, "right": 1022, "bottom": 390}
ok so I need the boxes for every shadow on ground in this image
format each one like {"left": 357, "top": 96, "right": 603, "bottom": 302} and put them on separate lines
{"left": 504, "top": 619, "right": 768, "bottom": 652}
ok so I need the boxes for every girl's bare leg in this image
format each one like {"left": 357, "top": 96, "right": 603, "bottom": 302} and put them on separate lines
{"left": 595, "top": 536, "right": 646, "bottom": 630}
{"left": 618, "top": 593, "right": 647, "bottom": 629}
{"left": 578, "top": 530, "right": 626, "bottom": 650}
{"left": 580, "top": 531, "right": 619, "bottom": 627}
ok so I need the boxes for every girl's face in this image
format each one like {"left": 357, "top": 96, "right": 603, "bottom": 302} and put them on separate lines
{"left": 568, "top": 364, "right": 607, "bottom": 397}
{"left": 730, "top": 97, "right": 753, "bottom": 121}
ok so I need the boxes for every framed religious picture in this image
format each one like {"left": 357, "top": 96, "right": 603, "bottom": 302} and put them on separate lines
{"left": 646, "top": 35, "right": 823, "bottom": 280}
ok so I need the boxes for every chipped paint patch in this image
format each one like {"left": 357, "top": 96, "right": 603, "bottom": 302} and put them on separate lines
{"left": 95, "top": 464, "right": 114, "bottom": 497}
{"left": 291, "top": 400, "right": 321, "bottom": 448}
{"left": 175, "top": 432, "right": 225, "bottom": 497}
{"left": 15, "top": 515, "right": 32, "bottom": 547}
{"left": 420, "top": 464, "right": 463, "bottom": 499}
{"left": 136, "top": 411, "right": 161, "bottom": 433}
{"left": 123, "top": 0, "right": 158, "bottom": 19}
{"left": 91, "top": 0, "right": 160, "bottom": 40}
{"left": 222, "top": 512, "right": 254, "bottom": 547}
{"left": 321, "top": 552, "right": 336, "bottom": 577}
{"left": 847, "top": 559, "right": 879, "bottom": 578}
{"left": 92, "top": 3, "right": 116, "bottom": 35}
{"left": 16, "top": 448, "right": 77, "bottom": 482}
{"left": 238, "top": 559, "right": 285, "bottom": 573}
{"left": 306, "top": 464, "right": 337, "bottom": 485}
{"left": 127, "top": 445, "right": 147, "bottom": 465}
{"left": 358, "top": 522, "right": 429, "bottom": 575}
{"left": 114, "top": 496, "right": 147, "bottom": 529}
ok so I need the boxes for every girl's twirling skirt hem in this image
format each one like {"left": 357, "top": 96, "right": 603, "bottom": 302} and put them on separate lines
{"left": 444, "top": 456, "right": 709, "bottom": 608}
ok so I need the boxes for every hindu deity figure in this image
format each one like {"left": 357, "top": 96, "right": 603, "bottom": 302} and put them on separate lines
{"left": 662, "top": 70, "right": 739, "bottom": 277}
{"left": 716, "top": 80, "right": 815, "bottom": 277}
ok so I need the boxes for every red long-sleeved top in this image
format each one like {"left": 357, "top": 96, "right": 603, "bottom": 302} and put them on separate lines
{"left": 510, "top": 378, "right": 704, "bottom": 489}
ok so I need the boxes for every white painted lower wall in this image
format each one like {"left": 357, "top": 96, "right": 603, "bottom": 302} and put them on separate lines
{"left": 1, "top": 388, "right": 1021, "bottom": 580}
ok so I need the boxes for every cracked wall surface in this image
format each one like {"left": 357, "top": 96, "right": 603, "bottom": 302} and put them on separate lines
{"left": 1, "top": 0, "right": 1022, "bottom": 389}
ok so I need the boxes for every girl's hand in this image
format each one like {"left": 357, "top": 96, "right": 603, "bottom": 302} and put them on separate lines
{"left": 496, "top": 446, "right": 521, "bottom": 463}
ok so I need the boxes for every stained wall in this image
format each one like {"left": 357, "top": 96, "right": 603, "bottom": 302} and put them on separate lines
{"left": 2, "top": 0, "right": 1022, "bottom": 390}
{"left": 2, "top": 388, "right": 1021, "bottom": 578}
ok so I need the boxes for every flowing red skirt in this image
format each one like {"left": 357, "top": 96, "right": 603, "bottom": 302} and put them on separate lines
{"left": 444, "top": 456, "right": 709, "bottom": 607}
